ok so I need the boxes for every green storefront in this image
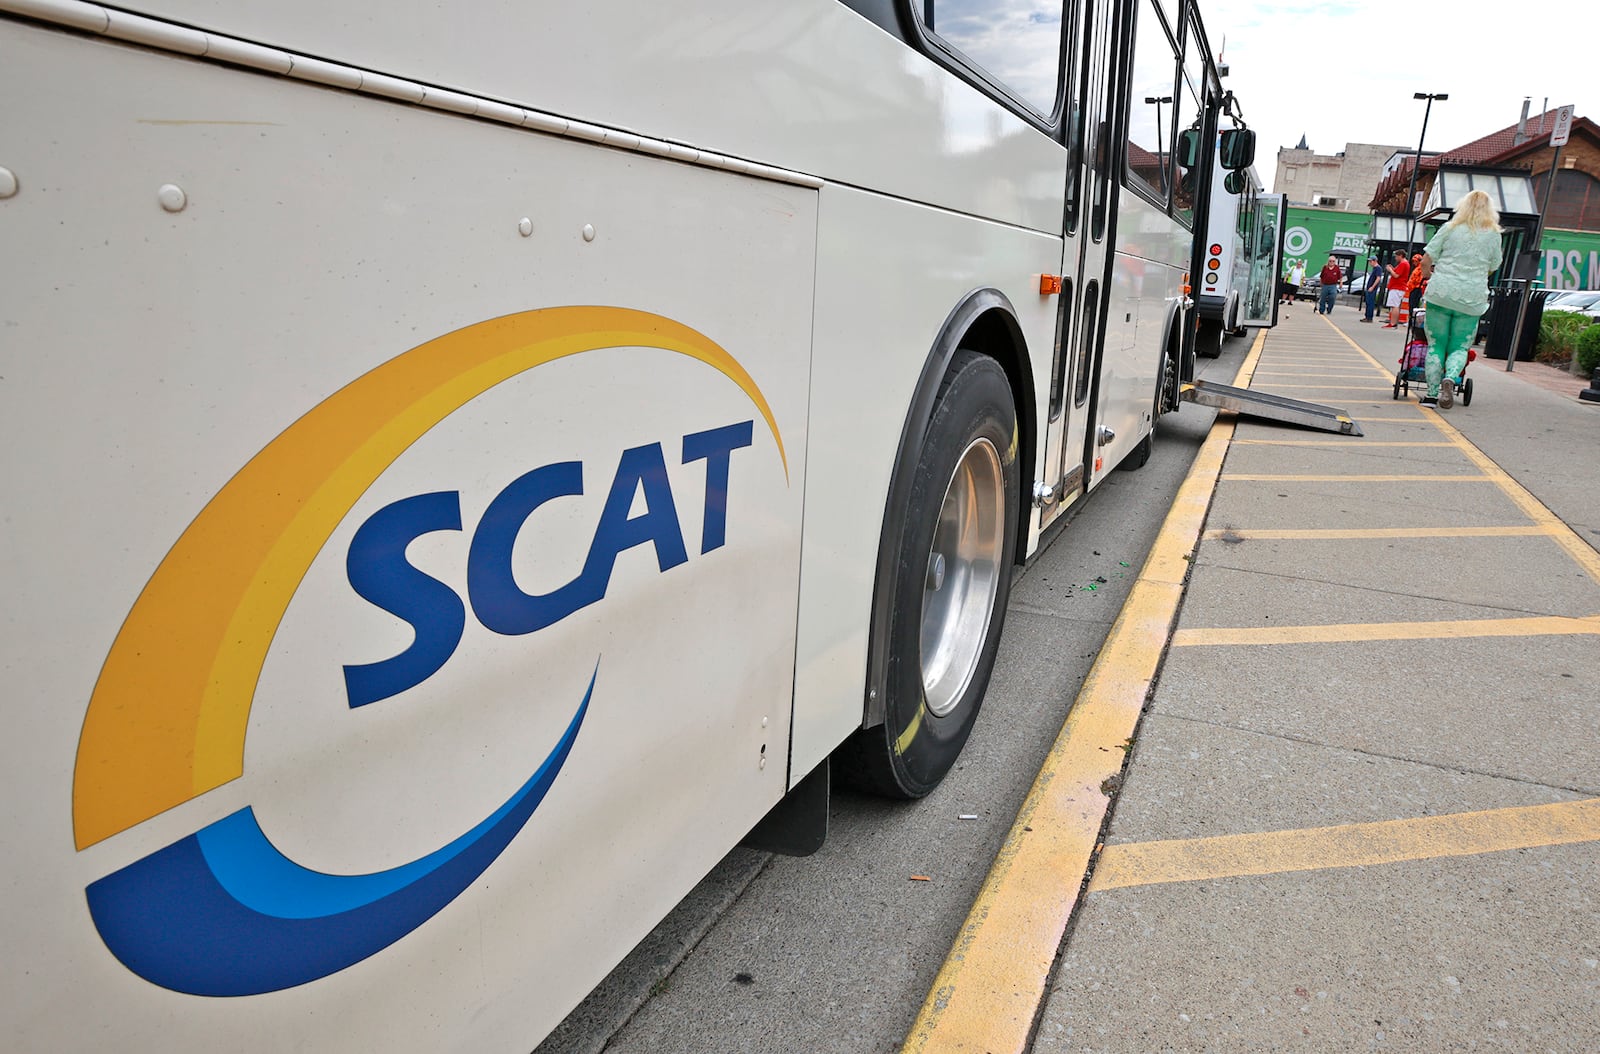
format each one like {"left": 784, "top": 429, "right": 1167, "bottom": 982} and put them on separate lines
{"left": 1289, "top": 205, "right": 1600, "bottom": 290}
{"left": 1535, "top": 228, "right": 1600, "bottom": 290}
{"left": 1282, "top": 206, "right": 1378, "bottom": 279}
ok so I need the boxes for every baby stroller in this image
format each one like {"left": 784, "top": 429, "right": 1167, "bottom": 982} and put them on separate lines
{"left": 1392, "top": 312, "right": 1474, "bottom": 405}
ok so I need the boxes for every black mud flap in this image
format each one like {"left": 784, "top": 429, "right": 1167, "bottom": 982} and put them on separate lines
{"left": 739, "top": 759, "right": 829, "bottom": 857}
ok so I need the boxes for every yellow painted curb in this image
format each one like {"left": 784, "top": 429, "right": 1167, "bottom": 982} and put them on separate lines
{"left": 900, "top": 333, "right": 1263, "bottom": 1054}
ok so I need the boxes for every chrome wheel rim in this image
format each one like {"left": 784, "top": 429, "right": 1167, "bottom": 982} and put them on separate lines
{"left": 919, "top": 437, "right": 1006, "bottom": 718}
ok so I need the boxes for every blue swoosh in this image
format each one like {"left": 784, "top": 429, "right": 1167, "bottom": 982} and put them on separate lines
{"left": 85, "top": 667, "right": 593, "bottom": 996}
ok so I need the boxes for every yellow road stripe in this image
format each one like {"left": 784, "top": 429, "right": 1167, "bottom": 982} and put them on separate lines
{"left": 1173, "top": 614, "right": 1600, "bottom": 647}
{"left": 1220, "top": 473, "right": 1491, "bottom": 482}
{"left": 900, "top": 335, "right": 1264, "bottom": 1054}
{"left": 1231, "top": 439, "right": 1452, "bottom": 447}
{"left": 1089, "top": 799, "right": 1600, "bottom": 892}
{"left": 1323, "top": 324, "right": 1600, "bottom": 587}
{"left": 1237, "top": 384, "right": 1394, "bottom": 392}
{"left": 1253, "top": 370, "right": 1387, "bottom": 377}
{"left": 1201, "top": 526, "right": 1553, "bottom": 541}
{"left": 1427, "top": 413, "right": 1600, "bottom": 587}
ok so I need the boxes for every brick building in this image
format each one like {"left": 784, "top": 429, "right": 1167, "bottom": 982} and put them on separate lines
{"left": 1273, "top": 139, "right": 1411, "bottom": 209}
{"left": 1370, "top": 107, "right": 1600, "bottom": 231}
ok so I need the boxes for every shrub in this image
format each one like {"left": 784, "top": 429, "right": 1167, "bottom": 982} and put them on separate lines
{"left": 1578, "top": 323, "right": 1600, "bottom": 375}
{"left": 1536, "top": 310, "right": 1592, "bottom": 365}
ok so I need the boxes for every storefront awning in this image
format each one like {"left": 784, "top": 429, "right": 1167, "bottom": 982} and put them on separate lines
{"left": 1421, "top": 165, "right": 1538, "bottom": 224}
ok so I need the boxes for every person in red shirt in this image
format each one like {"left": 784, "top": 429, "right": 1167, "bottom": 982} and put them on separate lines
{"left": 1316, "top": 256, "right": 1343, "bottom": 314}
{"left": 1384, "top": 250, "right": 1411, "bottom": 327}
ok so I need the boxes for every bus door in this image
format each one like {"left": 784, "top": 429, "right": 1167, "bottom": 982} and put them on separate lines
{"left": 1040, "top": 0, "right": 1116, "bottom": 528}
{"left": 1240, "top": 192, "right": 1285, "bottom": 327}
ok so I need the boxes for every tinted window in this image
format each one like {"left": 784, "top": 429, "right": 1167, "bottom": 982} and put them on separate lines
{"left": 925, "top": 0, "right": 1066, "bottom": 115}
{"left": 1172, "top": 76, "right": 1200, "bottom": 226}
{"left": 1124, "top": 0, "right": 1178, "bottom": 203}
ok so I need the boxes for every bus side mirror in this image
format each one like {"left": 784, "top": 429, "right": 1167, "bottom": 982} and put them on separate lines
{"left": 1224, "top": 171, "right": 1248, "bottom": 195}
{"left": 1175, "top": 128, "right": 1202, "bottom": 170}
{"left": 1219, "top": 128, "right": 1255, "bottom": 171}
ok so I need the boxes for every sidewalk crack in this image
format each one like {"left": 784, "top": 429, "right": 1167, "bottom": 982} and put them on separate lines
{"left": 1150, "top": 710, "right": 1600, "bottom": 798}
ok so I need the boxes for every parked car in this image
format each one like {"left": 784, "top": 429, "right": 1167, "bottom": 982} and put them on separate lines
{"left": 1345, "top": 271, "right": 1379, "bottom": 300}
{"left": 1545, "top": 289, "right": 1600, "bottom": 318}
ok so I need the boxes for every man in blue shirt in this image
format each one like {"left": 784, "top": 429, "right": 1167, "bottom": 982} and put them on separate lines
{"left": 1361, "top": 257, "right": 1381, "bottom": 322}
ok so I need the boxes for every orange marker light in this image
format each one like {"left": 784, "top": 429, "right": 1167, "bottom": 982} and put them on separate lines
{"left": 1039, "top": 274, "right": 1063, "bottom": 296}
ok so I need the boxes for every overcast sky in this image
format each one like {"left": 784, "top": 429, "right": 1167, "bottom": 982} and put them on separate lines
{"left": 1199, "top": 0, "right": 1588, "bottom": 192}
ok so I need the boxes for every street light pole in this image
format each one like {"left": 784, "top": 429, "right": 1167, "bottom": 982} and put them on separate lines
{"left": 1402, "top": 92, "right": 1447, "bottom": 260}
{"left": 1508, "top": 126, "right": 1567, "bottom": 374}
{"left": 1145, "top": 95, "right": 1172, "bottom": 192}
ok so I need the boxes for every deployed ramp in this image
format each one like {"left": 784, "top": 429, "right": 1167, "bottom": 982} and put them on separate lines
{"left": 1183, "top": 380, "right": 1364, "bottom": 436}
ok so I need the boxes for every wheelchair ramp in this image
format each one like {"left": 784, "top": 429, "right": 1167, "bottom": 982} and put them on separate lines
{"left": 1182, "top": 380, "right": 1364, "bottom": 436}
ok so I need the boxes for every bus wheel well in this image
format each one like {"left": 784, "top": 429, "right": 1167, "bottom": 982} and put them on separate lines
{"left": 953, "top": 307, "right": 1036, "bottom": 563}
{"left": 856, "top": 290, "right": 1035, "bottom": 735}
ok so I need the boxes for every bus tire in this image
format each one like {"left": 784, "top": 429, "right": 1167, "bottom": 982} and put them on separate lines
{"left": 1197, "top": 319, "right": 1224, "bottom": 358}
{"left": 836, "top": 351, "right": 1019, "bottom": 798}
{"left": 1122, "top": 336, "right": 1176, "bottom": 472}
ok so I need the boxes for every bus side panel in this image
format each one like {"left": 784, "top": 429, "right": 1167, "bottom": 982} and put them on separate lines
{"left": 1, "top": 25, "right": 814, "bottom": 1052}
{"left": 87, "top": 0, "right": 1070, "bottom": 238}
{"left": 1095, "top": 192, "right": 1188, "bottom": 483}
{"left": 790, "top": 187, "right": 1062, "bottom": 779}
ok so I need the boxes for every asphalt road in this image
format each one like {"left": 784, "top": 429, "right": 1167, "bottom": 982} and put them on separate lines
{"left": 534, "top": 333, "right": 1253, "bottom": 1054}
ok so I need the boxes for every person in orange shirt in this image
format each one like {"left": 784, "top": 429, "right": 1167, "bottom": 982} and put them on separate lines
{"left": 1406, "top": 252, "right": 1427, "bottom": 318}
{"left": 1383, "top": 250, "right": 1411, "bottom": 327}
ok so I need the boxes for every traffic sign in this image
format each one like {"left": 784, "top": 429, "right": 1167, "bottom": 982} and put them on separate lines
{"left": 1550, "top": 104, "right": 1574, "bottom": 147}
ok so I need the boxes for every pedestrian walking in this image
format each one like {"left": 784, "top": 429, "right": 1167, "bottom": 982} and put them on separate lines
{"left": 1418, "top": 188, "right": 1502, "bottom": 409}
{"left": 1382, "top": 250, "right": 1410, "bottom": 327}
{"left": 1316, "top": 255, "right": 1342, "bottom": 314}
{"left": 1282, "top": 258, "right": 1304, "bottom": 306}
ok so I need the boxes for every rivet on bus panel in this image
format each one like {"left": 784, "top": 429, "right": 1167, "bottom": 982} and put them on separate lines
{"left": 0, "top": 168, "right": 17, "bottom": 199}
{"left": 582, "top": 223, "right": 596, "bottom": 242}
{"left": 517, "top": 217, "right": 534, "bottom": 237}
{"left": 157, "top": 184, "right": 187, "bottom": 213}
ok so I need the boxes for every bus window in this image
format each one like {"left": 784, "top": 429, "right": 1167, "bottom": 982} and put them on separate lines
{"left": 1072, "top": 280, "right": 1100, "bottom": 408}
{"left": 1123, "top": 0, "right": 1178, "bottom": 205}
{"left": 1088, "top": 0, "right": 1111, "bottom": 242}
{"left": 1172, "top": 76, "right": 1200, "bottom": 225}
{"left": 921, "top": 0, "right": 1067, "bottom": 118}
{"left": 1062, "top": 0, "right": 1082, "bottom": 233}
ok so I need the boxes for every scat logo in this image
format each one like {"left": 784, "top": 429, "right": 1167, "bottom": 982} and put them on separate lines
{"left": 73, "top": 307, "right": 785, "bottom": 996}
{"left": 344, "top": 419, "right": 754, "bottom": 708}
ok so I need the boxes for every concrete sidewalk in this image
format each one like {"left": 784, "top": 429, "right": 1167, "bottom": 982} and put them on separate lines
{"left": 1035, "top": 305, "right": 1600, "bottom": 1052}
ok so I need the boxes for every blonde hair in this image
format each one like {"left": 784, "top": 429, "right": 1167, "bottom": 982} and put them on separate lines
{"left": 1447, "top": 188, "right": 1500, "bottom": 232}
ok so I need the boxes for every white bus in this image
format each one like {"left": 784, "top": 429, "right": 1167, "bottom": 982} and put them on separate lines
{"left": 0, "top": 0, "right": 1254, "bottom": 1049}
{"left": 1195, "top": 142, "right": 1284, "bottom": 355}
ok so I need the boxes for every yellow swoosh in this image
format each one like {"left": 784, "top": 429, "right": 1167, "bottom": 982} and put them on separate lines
{"left": 74, "top": 307, "right": 785, "bottom": 849}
